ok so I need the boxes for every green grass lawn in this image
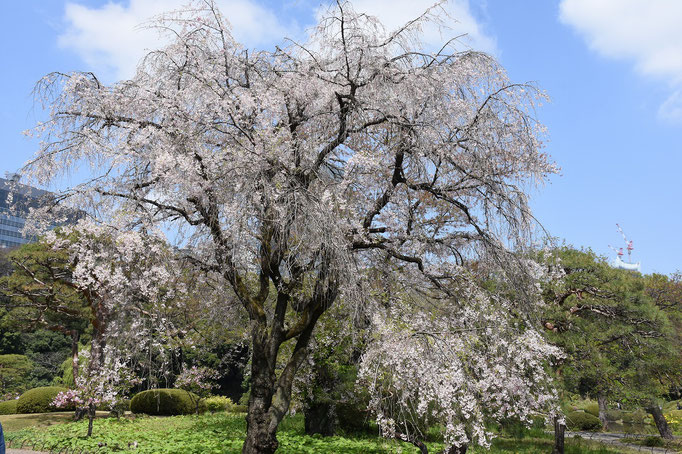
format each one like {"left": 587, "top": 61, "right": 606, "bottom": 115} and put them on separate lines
{"left": 1, "top": 411, "right": 635, "bottom": 453}
{"left": 0, "top": 411, "right": 111, "bottom": 432}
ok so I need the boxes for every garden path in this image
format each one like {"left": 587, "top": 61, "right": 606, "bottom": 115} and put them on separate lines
{"left": 569, "top": 431, "right": 680, "bottom": 453}
{"left": 7, "top": 450, "right": 49, "bottom": 454}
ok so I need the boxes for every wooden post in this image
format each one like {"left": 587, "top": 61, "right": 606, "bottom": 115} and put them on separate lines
{"left": 552, "top": 415, "right": 565, "bottom": 454}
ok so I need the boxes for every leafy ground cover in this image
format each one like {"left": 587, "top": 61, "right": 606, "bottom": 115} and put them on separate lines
{"left": 2, "top": 412, "right": 634, "bottom": 454}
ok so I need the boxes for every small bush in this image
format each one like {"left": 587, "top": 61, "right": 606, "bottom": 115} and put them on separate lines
{"left": 0, "top": 400, "right": 18, "bottom": 415}
{"left": 205, "top": 396, "right": 233, "bottom": 413}
{"left": 584, "top": 402, "right": 600, "bottom": 417}
{"left": 565, "top": 411, "right": 601, "bottom": 431}
{"left": 130, "top": 389, "right": 206, "bottom": 416}
{"left": 231, "top": 404, "right": 248, "bottom": 413}
{"left": 16, "top": 387, "right": 69, "bottom": 414}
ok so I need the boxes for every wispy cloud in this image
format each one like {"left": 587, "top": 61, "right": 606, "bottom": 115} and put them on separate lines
{"left": 58, "top": 0, "right": 297, "bottom": 81}
{"left": 341, "top": 0, "right": 496, "bottom": 54}
{"left": 559, "top": 0, "right": 682, "bottom": 122}
{"left": 58, "top": 0, "right": 495, "bottom": 82}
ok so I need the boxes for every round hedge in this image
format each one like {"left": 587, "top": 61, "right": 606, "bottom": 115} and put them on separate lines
{"left": 0, "top": 400, "right": 18, "bottom": 415}
{"left": 565, "top": 411, "right": 601, "bottom": 431}
{"left": 16, "top": 386, "right": 68, "bottom": 414}
{"left": 130, "top": 389, "right": 206, "bottom": 415}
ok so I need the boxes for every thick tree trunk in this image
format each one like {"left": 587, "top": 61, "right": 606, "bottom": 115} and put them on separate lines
{"left": 597, "top": 395, "right": 608, "bottom": 430}
{"left": 242, "top": 407, "right": 279, "bottom": 454}
{"left": 241, "top": 297, "right": 323, "bottom": 454}
{"left": 552, "top": 416, "right": 565, "bottom": 454}
{"left": 242, "top": 330, "right": 280, "bottom": 454}
{"left": 646, "top": 404, "right": 673, "bottom": 440}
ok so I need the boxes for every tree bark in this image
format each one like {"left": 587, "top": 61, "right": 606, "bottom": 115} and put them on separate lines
{"left": 597, "top": 395, "right": 608, "bottom": 430}
{"left": 552, "top": 416, "right": 565, "bottom": 454}
{"left": 242, "top": 328, "right": 279, "bottom": 454}
{"left": 86, "top": 402, "right": 95, "bottom": 437}
{"left": 241, "top": 296, "right": 324, "bottom": 454}
{"left": 646, "top": 404, "right": 673, "bottom": 440}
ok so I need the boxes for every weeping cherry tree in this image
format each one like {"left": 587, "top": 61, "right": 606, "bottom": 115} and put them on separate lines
{"left": 24, "top": 1, "right": 556, "bottom": 452}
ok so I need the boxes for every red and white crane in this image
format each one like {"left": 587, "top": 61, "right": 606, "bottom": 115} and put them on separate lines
{"left": 609, "top": 224, "right": 640, "bottom": 271}
{"left": 616, "top": 223, "right": 634, "bottom": 262}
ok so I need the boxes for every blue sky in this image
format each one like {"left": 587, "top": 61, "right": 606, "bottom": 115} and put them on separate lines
{"left": 1, "top": 0, "right": 681, "bottom": 275}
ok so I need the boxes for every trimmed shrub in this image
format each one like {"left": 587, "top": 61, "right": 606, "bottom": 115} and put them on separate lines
{"left": 230, "top": 404, "right": 248, "bottom": 413}
{"left": 584, "top": 402, "right": 600, "bottom": 417}
{"left": 130, "top": 389, "right": 206, "bottom": 415}
{"left": 205, "top": 396, "right": 233, "bottom": 413}
{"left": 565, "top": 411, "right": 601, "bottom": 431}
{"left": 0, "top": 400, "right": 18, "bottom": 415}
{"left": 16, "top": 387, "right": 69, "bottom": 414}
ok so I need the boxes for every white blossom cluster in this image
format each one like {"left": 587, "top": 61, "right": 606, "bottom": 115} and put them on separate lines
{"left": 53, "top": 347, "right": 141, "bottom": 410}
{"left": 359, "top": 273, "right": 562, "bottom": 450}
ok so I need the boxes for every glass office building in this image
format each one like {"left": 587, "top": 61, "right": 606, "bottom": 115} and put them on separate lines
{"left": 0, "top": 174, "right": 52, "bottom": 249}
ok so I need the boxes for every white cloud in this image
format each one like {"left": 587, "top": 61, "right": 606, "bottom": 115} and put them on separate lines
{"left": 58, "top": 0, "right": 296, "bottom": 81}
{"left": 559, "top": 0, "right": 682, "bottom": 122}
{"left": 322, "top": 0, "right": 496, "bottom": 54}
{"left": 658, "top": 89, "right": 682, "bottom": 122}
{"left": 58, "top": 0, "right": 494, "bottom": 82}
